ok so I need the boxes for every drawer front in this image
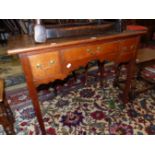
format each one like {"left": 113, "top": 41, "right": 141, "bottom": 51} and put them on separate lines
{"left": 119, "top": 37, "right": 138, "bottom": 54}
{"left": 118, "top": 37, "right": 138, "bottom": 62}
{"left": 62, "top": 41, "right": 119, "bottom": 72}
{"left": 28, "top": 51, "right": 61, "bottom": 80}
{"left": 97, "top": 41, "right": 118, "bottom": 53}
{"left": 63, "top": 44, "right": 98, "bottom": 61}
{"left": 63, "top": 41, "right": 119, "bottom": 61}
{"left": 95, "top": 41, "right": 119, "bottom": 59}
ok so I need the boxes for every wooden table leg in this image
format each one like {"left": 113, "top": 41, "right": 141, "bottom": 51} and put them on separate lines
{"left": 27, "top": 82, "right": 46, "bottom": 134}
{"left": 123, "top": 60, "right": 135, "bottom": 104}
{"left": 98, "top": 61, "right": 106, "bottom": 87}
{"left": 20, "top": 55, "right": 46, "bottom": 135}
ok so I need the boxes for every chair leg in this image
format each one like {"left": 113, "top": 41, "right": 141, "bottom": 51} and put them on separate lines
{"left": 3, "top": 120, "right": 15, "bottom": 135}
{"left": 4, "top": 99, "right": 14, "bottom": 123}
{"left": 0, "top": 103, "right": 15, "bottom": 135}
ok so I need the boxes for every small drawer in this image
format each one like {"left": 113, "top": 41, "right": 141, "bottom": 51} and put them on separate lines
{"left": 63, "top": 44, "right": 98, "bottom": 61}
{"left": 119, "top": 37, "right": 138, "bottom": 52}
{"left": 95, "top": 41, "right": 119, "bottom": 56}
{"left": 28, "top": 51, "right": 61, "bottom": 80}
{"left": 117, "top": 37, "right": 138, "bottom": 62}
{"left": 117, "top": 51, "right": 135, "bottom": 62}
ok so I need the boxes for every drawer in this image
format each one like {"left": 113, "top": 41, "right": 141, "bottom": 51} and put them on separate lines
{"left": 63, "top": 41, "right": 119, "bottom": 61}
{"left": 117, "top": 37, "right": 138, "bottom": 62}
{"left": 28, "top": 51, "right": 61, "bottom": 80}
{"left": 95, "top": 41, "right": 119, "bottom": 56}
{"left": 63, "top": 44, "right": 98, "bottom": 61}
{"left": 117, "top": 51, "right": 135, "bottom": 62}
{"left": 119, "top": 37, "right": 138, "bottom": 52}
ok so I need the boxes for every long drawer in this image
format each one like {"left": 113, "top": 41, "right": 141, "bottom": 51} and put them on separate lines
{"left": 63, "top": 41, "right": 119, "bottom": 61}
{"left": 62, "top": 41, "right": 119, "bottom": 72}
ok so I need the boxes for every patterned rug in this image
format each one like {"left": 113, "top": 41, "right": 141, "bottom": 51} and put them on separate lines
{"left": 1, "top": 43, "right": 155, "bottom": 135}
{"left": 0, "top": 65, "right": 155, "bottom": 135}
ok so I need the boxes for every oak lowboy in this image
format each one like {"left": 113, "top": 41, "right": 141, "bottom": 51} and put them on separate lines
{"left": 28, "top": 37, "right": 137, "bottom": 85}
{"left": 7, "top": 30, "right": 146, "bottom": 134}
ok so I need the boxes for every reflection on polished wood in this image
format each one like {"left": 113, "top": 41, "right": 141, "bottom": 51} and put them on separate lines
{"left": 7, "top": 30, "right": 146, "bottom": 134}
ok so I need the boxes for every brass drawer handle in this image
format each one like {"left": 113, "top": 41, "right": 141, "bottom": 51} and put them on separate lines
{"left": 49, "top": 60, "right": 55, "bottom": 65}
{"left": 36, "top": 63, "right": 42, "bottom": 69}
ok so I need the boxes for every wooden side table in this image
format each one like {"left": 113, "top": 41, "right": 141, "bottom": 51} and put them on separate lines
{"left": 7, "top": 31, "right": 145, "bottom": 134}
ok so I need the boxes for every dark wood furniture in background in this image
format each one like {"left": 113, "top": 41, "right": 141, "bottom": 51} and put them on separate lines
{"left": 0, "top": 79, "right": 15, "bottom": 134}
{"left": 135, "top": 48, "right": 155, "bottom": 96}
{"left": 113, "top": 47, "right": 155, "bottom": 100}
{"left": 45, "top": 22, "right": 114, "bottom": 39}
{"left": 0, "top": 29, "right": 8, "bottom": 46}
{"left": 124, "top": 19, "right": 155, "bottom": 42}
{"left": 7, "top": 30, "right": 145, "bottom": 134}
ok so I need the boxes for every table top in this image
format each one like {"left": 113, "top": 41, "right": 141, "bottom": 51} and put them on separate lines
{"left": 7, "top": 30, "right": 146, "bottom": 55}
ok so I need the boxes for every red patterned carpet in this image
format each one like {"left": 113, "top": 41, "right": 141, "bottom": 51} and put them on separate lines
{"left": 0, "top": 65, "right": 155, "bottom": 135}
